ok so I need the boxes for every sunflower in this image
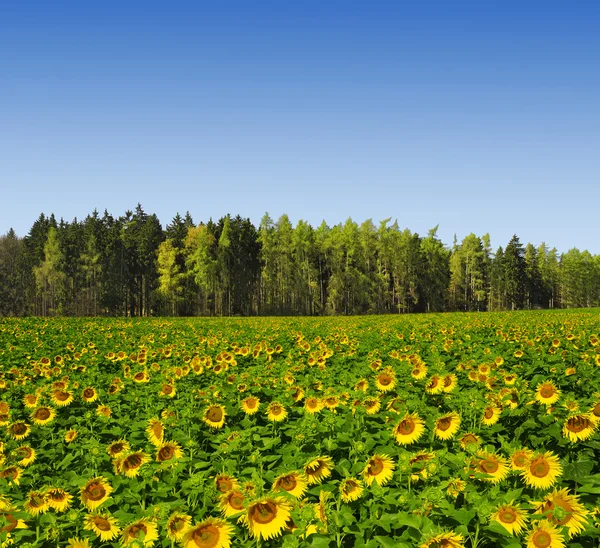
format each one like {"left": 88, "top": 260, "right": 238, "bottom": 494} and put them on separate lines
{"left": 375, "top": 370, "right": 396, "bottom": 392}
{"left": 273, "top": 471, "right": 308, "bottom": 499}
{"left": 51, "top": 390, "right": 74, "bottom": 407}
{"left": 0, "top": 466, "right": 22, "bottom": 485}
{"left": 458, "top": 433, "right": 480, "bottom": 450}
{"left": 24, "top": 490, "right": 49, "bottom": 516}
{"left": 536, "top": 382, "right": 561, "bottom": 405}
{"left": 491, "top": 502, "right": 528, "bottom": 535}
{"left": 219, "top": 490, "right": 246, "bottom": 517}
{"left": 15, "top": 445, "right": 36, "bottom": 467}
{"left": 304, "top": 397, "right": 323, "bottom": 414}
{"left": 182, "top": 517, "right": 234, "bottom": 548}
{"left": 8, "top": 421, "right": 31, "bottom": 440}
{"left": 66, "top": 539, "right": 91, "bottom": 548}
{"left": 363, "top": 397, "right": 381, "bottom": 415}
{"left": 65, "top": 429, "right": 78, "bottom": 443}
{"left": 215, "top": 474, "right": 239, "bottom": 494}
{"left": 121, "top": 518, "right": 158, "bottom": 546}
{"left": 81, "top": 387, "right": 98, "bottom": 403}
{"left": 363, "top": 454, "right": 395, "bottom": 487}
{"left": 241, "top": 396, "right": 260, "bottom": 415}
{"left": 159, "top": 383, "right": 176, "bottom": 398}
{"left": 96, "top": 405, "right": 111, "bottom": 418}
{"left": 203, "top": 405, "right": 226, "bottom": 429}
{"left": 146, "top": 418, "right": 165, "bottom": 447}
{"left": 446, "top": 478, "right": 467, "bottom": 498}
{"left": 434, "top": 411, "right": 461, "bottom": 440}
{"left": 116, "top": 452, "right": 150, "bottom": 478}
{"left": 81, "top": 477, "right": 113, "bottom": 510}
{"left": 425, "top": 375, "right": 444, "bottom": 395}
{"left": 156, "top": 441, "right": 183, "bottom": 463}
{"left": 442, "top": 374, "right": 458, "bottom": 393}
{"left": 46, "top": 487, "right": 73, "bottom": 512}
{"left": 354, "top": 379, "right": 368, "bottom": 392}
{"left": 411, "top": 364, "right": 428, "bottom": 380}
{"left": 562, "top": 413, "right": 596, "bottom": 443}
{"left": 323, "top": 395, "right": 340, "bottom": 410}
{"left": 522, "top": 451, "right": 562, "bottom": 490}
{"left": 392, "top": 413, "right": 425, "bottom": 445}
{"left": 340, "top": 478, "right": 364, "bottom": 503}
{"left": 266, "top": 402, "right": 287, "bottom": 422}
{"left": 245, "top": 497, "right": 292, "bottom": 540}
{"left": 305, "top": 456, "right": 334, "bottom": 485}
{"left": 536, "top": 488, "right": 589, "bottom": 537}
{"left": 472, "top": 452, "right": 510, "bottom": 484}
{"left": 290, "top": 386, "right": 305, "bottom": 402}
{"left": 409, "top": 452, "right": 436, "bottom": 481}
{"left": 525, "top": 521, "right": 566, "bottom": 548}
{"left": 510, "top": 448, "right": 534, "bottom": 471}
{"left": 420, "top": 531, "right": 465, "bottom": 548}
{"left": 166, "top": 513, "right": 192, "bottom": 542}
{"left": 481, "top": 406, "right": 501, "bottom": 426}
{"left": 106, "top": 439, "right": 130, "bottom": 458}
{"left": 84, "top": 513, "right": 121, "bottom": 542}
{"left": 23, "top": 394, "right": 39, "bottom": 408}
{"left": 30, "top": 406, "right": 56, "bottom": 426}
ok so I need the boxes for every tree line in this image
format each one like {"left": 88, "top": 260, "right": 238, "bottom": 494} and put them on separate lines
{"left": 0, "top": 205, "right": 599, "bottom": 317}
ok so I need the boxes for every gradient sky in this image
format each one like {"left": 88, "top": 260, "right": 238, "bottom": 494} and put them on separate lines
{"left": 1, "top": 1, "right": 598, "bottom": 253}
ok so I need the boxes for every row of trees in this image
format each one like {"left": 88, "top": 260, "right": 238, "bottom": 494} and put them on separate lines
{"left": 1, "top": 205, "right": 599, "bottom": 316}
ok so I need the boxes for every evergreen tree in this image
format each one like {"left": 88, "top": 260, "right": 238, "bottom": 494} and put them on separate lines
{"left": 504, "top": 235, "right": 526, "bottom": 310}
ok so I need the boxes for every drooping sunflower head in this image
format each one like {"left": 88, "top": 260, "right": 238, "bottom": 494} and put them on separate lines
{"left": 106, "top": 439, "right": 130, "bottom": 458}
{"left": 522, "top": 451, "right": 562, "bottom": 490}
{"left": 24, "top": 490, "right": 49, "bottom": 516}
{"left": 272, "top": 472, "right": 308, "bottom": 499}
{"left": 146, "top": 418, "right": 165, "bottom": 446}
{"left": 442, "top": 374, "right": 458, "bottom": 393}
{"left": 304, "top": 456, "right": 334, "bottom": 485}
{"left": 245, "top": 497, "right": 292, "bottom": 541}
{"left": 562, "top": 414, "right": 596, "bottom": 443}
{"left": 165, "top": 513, "right": 192, "bottom": 542}
{"left": 65, "top": 429, "right": 78, "bottom": 443}
{"left": 203, "top": 405, "right": 226, "bottom": 429}
{"left": 116, "top": 452, "right": 150, "bottom": 478}
{"left": 339, "top": 478, "right": 364, "bottom": 503}
{"left": 458, "top": 433, "right": 481, "bottom": 451}
{"left": 363, "top": 397, "right": 381, "bottom": 415}
{"left": 363, "top": 454, "right": 395, "bottom": 487}
{"left": 14, "top": 445, "right": 36, "bottom": 467}
{"left": 46, "top": 487, "right": 73, "bottom": 512}
{"left": 392, "top": 413, "right": 425, "bottom": 446}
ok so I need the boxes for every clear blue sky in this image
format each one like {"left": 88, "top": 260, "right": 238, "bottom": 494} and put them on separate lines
{"left": 1, "top": 1, "right": 598, "bottom": 253}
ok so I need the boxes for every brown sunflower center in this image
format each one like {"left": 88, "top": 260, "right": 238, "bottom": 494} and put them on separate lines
{"left": 158, "top": 446, "right": 174, "bottom": 461}
{"left": 12, "top": 423, "right": 28, "bottom": 435}
{"left": 542, "top": 498, "right": 573, "bottom": 526}
{"left": 307, "top": 460, "right": 326, "bottom": 475}
{"left": 169, "top": 518, "right": 186, "bottom": 533}
{"left": 499, "top": 509, "right": 517, "bottom": 524}
{"left": 29, "top": 493, "right": 45, "bottom": 507}
{"left": 461, "top": 434, "right": 478, "bottom": 444}
{"left": 0, "top": 513, "right": 18, "bottom": 533}
{"left": 484, "top": 408, "right": 494, "bottom": 419}
{"left": 593, "top": 402, "right": 600, "bottom": 418}
{"left": 279, "top": 475, "right": 297, "bottom": 491}
{"left": 216, "top": 478, "right": 233, "bottom": 492}
{"left": 55, "top": 391, "right": 70, "bottom": 401}
{"left": 529, "top": 457, "right": 550, "bottom": 478}
{"left": 397, "top": 419, "right": 416, "bottom": 435}
{"left": 48, "top": 490, "right": 66, "bottom": 502}
{"left": 306, "top": 399, "right": 318, "bottom": 409}
{"left": 378, "top": 375, "right": 392, "bottom": 386}
{"left": 151, "top": 422, "right": 163, "bottom": 438}
{"left": 93, "top": 517, "right": 112, "bottom": 531}
{"left": 250, "top": 501, "right": 277, "bottom": 525}
{"left": 368, "top": 458, "right": 384, "bottom": 476}
{"left": 343, "top": 480, "right": 358, "bottom": 494}
{"left": 134, "top": 372, "right": 145, "bottom": 380}
{"left": 110, "top": 443, "right": 124, "bottom": 454}
{"left": 513, "top": 453, "right": 528, "bottom": 467}
{"left": 228, "top": 493, "right": 244, "bottom": 510}
{"left": 566, "top": 416, "right": 590, "bottom": 433}
{"left": 246, "top": 398, "right": 258, "bottom": 409}
{"left": 192, "top": 524, "right": 220, "bottom": 547}
{"left": 531, "top": 530, "right": 551, "bottom": 547}
{"left": 35, "top": 408, "right": 51, "bottom": 420}
{"left": 123, "top": 454, "right": 143, "bottom": 470}
{"left": 85, "top": 482, "right": 107, "bottom": 501}
{"left": 427, "top": 378, "right": 439, "bottom": 389}
{"left": 83, "top": 388, "right": 95, "bottom": 398}
{"left": 162, "top": 385, "right": 173, "bottom": 394}
{"left": 479, "top": 459, "right": 499, "bottom": 474}
{"left": 437, "top": 417, "right": 452, "bottom": 431}
{"left": 539, "top": 385, "right": 555, "bottom": 398}
{"left": 127, "top": 523, "right": 147, "bottom": 538}
{"left": 207, "top": 407, "right": 223, "bottom": 422}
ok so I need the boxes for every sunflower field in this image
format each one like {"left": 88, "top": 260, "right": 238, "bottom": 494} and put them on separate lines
{"left": 2, "top": 311, "right": 600, "bottom": 548}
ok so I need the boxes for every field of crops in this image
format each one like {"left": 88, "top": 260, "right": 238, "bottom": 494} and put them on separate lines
{"left": 1, "top": 311, "right": 600, "bottom": 548}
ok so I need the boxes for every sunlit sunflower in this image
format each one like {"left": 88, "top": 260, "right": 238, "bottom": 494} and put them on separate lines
{"left": 304, "top": 397, "right": 323, "bottom": 414}
{"left": 84, "top": 512, "right": 121, "bottom": 542}
{"left": 245, "top": 497, "right": 292, "bottom": 541}
{"left": 442, "top": 374, "right": 458, "bottom": 393}
{"left": 23, "top": 394, "right": 39, "bottom": 408}
{"left": 290, "top": 386, "right": 305, "bottom": 402}
{"left": 241, "top": 396, "right": 260, "bottom": 415}
{"left": 522, "top": 451, "right": 562, "bottom": 490}
{"left": 121, "top": 518, "right": 158, "bottom": 547}
{"left": 434, "top": 411, "right": 461, "bottom": 440}
{"left": 446, "top": 478, "right": 467, "bottom": 498}
{"left": 364, "top": 397, "right": 381, "bottom": 415}
{"left": 510, "top": 448, "right": 534, "bottom": 471}
{"left": 525, "top": 521, "right": 566, "bottom": 548}
{"left": 7, "top": 421, "right": 31, "bottom": 440}
{"left": 14, "top": 445, "right": 36, "bottom": 467}
{"left": 46, "top": 487, "right": 73, "bottom": 512}
{"left": 146, "top": 418, "right": 165, "bottom": 447}
{"left": 272, "top": 471, "right": 308, "bottom": 499}
{"left": 182, "top": 517, "right": 234, "bottom": 548}
{"left": 65, "top": 429, "right": 78, "bottom": 443}
{"left": 96, "top": 405, "right": 111, "bottom": 418}
{"left": 458, "top": 433, "right": 481, "bottom": 450}
{"left": 0, "top": 466, "right": 22, "bottom": 485}
{"left": 116, "top": 452, "right": 150, "bottom": 478}
{"left": 340, "top": 478, "right": 364, "bottom": 502}
{"left": 425, "top": 375, "right": 444, "bottom": 395}
{"left": 562, "top": 413, "right": 596, "bottom": 443}
{"left": 472, "top": 452, "right": 510, "bottom": 484}
{"left": 106, "top": 439, "right": 130, "bottom": 458}
{"left": 305, "top": 456, "right": 334, "bottom": 485}
{"left": 393, "top": 413, "right": 426, "bottom": 445}
{"left": 215, "top": 474, "right": 239, "bottom": 494}
{"left": 266, "top": 402, "right": 287, "bottom": 422}
{"left": 481, "top": 406, "right": 501, "bottom": 426}
{"left": 375, "top": 370, "right": 396, "bottom": 392}
{"left": 30, "top": 406, "right": 56, "bottom": 426}
{"left": 51, "top": 390, "right": 74, "bottom": 407}
{"left": 66, "top": 538, "right": 91, "bottom": 548}
{"left": 24, "top": 490, "right": 49, "bottom": 516}
{"left": 411, "top": 363, "right": 428, "bottom": 380}
{"left": 535, "top": 488, "right": 589, "bottom": 537}
{"left": 536, "top": 382, "right": 561, "bottom": 405}
{"left": 219, "top": 490, "right": 246, "bottom": 517}
{"left": 491, "top": 502, "right": 528, "bottom": 535}
{"left": 156, "top": 441, "right": 183, "bottom": 463}
{"left": 159, "top": 383, "right": 176, "bottom": 398}
{"left": 81, "top": 477, "right": 113, "bottom": 511}
{"left": 81, "top": 387, "right": 98, "bottom": 403}
{"left": 354, "top": 379, "right": 369, "bottom": 392}
{"left": 420, "top": 531, "right": 465, "bottom": 548}
{"left": 166, "top": 513, "right": 192, "bottom": 542}
{"left": 203, "top": 405, "right": 226, "bottom": 429}
{"left": 363, "top": 454, "right": 395, "bottom": 487}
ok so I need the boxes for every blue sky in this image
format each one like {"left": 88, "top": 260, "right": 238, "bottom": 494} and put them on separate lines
{"left": 1, "top": 1, "right": 598, "bottom": 253}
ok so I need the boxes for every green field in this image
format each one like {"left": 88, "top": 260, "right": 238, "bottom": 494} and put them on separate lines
{"left": 1, "top": 311, "right": 600, "bottom": 547}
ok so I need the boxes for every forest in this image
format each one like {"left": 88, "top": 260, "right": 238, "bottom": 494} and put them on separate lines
{"left": 0, "top": 204, "right": 598, "bottom": 317}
